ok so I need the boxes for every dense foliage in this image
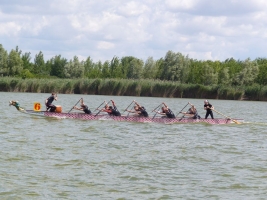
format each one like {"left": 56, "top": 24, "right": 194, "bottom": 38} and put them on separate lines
{"left": 1, "top": 44, "right": 267, "bottom": 100}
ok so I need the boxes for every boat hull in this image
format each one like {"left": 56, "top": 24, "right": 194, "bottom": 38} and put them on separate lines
{"left": 22, "top": 110, "right": 242, "bottom": 124}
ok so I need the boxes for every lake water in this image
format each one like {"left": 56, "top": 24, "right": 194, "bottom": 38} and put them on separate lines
{"left": 1, "top": 92, "right": 267, "bottom": 199}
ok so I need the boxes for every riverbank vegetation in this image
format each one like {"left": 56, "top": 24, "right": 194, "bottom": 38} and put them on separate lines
{"left": 1, "top": 44, "right": 267, "bottom": 100}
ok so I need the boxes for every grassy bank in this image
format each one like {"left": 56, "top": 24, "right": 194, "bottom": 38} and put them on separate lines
{"left": 1, "top": 77, "right": 266, "bottom": 101}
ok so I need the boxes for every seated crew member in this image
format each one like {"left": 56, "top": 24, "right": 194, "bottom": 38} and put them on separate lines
{"left": 100, "top": 100, "right": 121, "bottom": 116}
{"left": 73, "top": 98, "right": 91, "bottom": 114}
{"left": 156, "top": 102, "right": 175, "bottom": 118}
{"left": 131, "top": 100, "right": 148, "bottom": 117}
{"left": 181, "top": 102, "right": 201, "bottom": 119}
{"left": 45, "top": 93, "right": 57, "bottom": 112}
{"left": 204, "top": 100, "right": 214, "bottom": 119}
{"left": 126, "top": 105, "right": 147, "bottom": 117}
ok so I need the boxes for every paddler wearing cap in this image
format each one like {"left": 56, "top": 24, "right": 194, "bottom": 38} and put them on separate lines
{"left": 204, "top": 100, "right": 214, "bottom": 119}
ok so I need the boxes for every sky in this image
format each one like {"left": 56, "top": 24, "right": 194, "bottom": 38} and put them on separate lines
{"left": 1, "top": 0, "right": 267, "bottom": 63}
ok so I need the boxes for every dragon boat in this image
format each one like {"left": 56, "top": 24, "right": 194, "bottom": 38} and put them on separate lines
{"left": 9, "top": 101, "right": 243, "bottom": 125}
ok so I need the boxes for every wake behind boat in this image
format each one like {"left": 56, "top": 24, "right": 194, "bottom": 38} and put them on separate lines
{"left": 9, "top": 100, "right": 243, "bottom": 125}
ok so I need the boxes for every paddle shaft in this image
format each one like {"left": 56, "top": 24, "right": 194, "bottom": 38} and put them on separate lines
{"left": 152, "top": 107, "right": 161, "bottom": 119}
{"left": 93, "top": 101, "right": 105, "bottom": 112}
{"left": 126, "top": 105, "right": 135, "bottom": 117}
{"left": 212, "top": 109, "right": 241, "bottom": 124}
{"left": 122, "top": 101, "right": 134, "bottom": 114}
{"left": 68, "top": 98, "right": 82, "bottom": 113}
{"left": 176, "top": 102, "right": 189, "bottom": 117}
{"left": 152, "top": 104, "right": 162, "bottom": 112}
{"left": 94, "top": 100, "right": 111, "bottom": 116}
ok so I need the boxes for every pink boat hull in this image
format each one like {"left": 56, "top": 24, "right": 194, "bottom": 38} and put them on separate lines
{"left": 22, "top": 110, "right": 243, "bottom": 124}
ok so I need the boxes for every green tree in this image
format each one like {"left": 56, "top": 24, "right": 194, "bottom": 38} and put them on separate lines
{"left": 110, "top": 56, "right": 122, "bottom": 78}
{"left": 121, "top": 56, "right": 136, "bottom": 78}
{"left": 222, "top": 58, "right": 242, "bottom": 80}
{"left": 50, "top": 55, "right": 67, "bottom": 78}
{"left": 154, "top": 58, "right": 164, "bottom": 79}
{"left": 187, "top": 59, "right": 203, "bottom": 84}
{"left": 201, "top": 63, "right": 218, "bottom": 85}
{"left": 232, "top": 59, "right": 259, "bottom": 86}
{"left": 33, "top": 51, "right": 46, "bottom": 75}
{"left": 161, "top": 51, "right": 190, "bottom": 82}
{"left": 8, "top": 49, "right": 23, "bottom": 76}
{"left": 218, "top": 67, "right": 230, "bottom": 85}
{"left": 143, "top": 57, "right": 158, "bottom": 79}
{"left": 21, "top": 52, "right": 33, "bottom": 72}
{"left": 0, "top": 44, "right": 8, "bottom": 76}
{"left": 84, "top": 56, "right": 94, "bottom": 77}
{"left": 127, "top": 58, "right": 144, "bottom": 79}
{"left": 102, "top": 60, "right": 110, "bottom": 78}
{"left": 93, "top": 61, "right": 102, "bottom": 78}
{"left": 64, "top": 56, "right": 84, "bottom": 78}
{"left": 255, "top": 58, "right": 267, "bottom": 85}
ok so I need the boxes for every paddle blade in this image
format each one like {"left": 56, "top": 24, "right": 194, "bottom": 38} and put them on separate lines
{"left": 232, "top": 119, "right": 241, "bottom": 124}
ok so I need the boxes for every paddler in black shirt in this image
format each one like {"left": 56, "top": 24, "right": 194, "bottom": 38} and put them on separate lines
{"left": 73, "top": 98, "right": 91, "bottom": 114}
{"left": 100, "top": 100, "right": 121, "bottom": 116}
{"left": 181, "top": 102, "right": 201, "bottom": 119}
{"left": 156, "top": 102, "right": 175, "bottom": 118}
{"left": 45, "top": 93, "right": 57, "bottom": 112}
{"left": 204, "top": 100, "right": 214, "bottom": 119}
{"left": 132, "top": 100, "right": 148, "bottom": 117}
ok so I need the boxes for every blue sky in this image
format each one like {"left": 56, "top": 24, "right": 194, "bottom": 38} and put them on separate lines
{"left": 1, "top": 0, "right": 267, "bottom": 62}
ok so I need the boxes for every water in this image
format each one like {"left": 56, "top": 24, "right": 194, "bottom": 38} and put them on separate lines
{"left": 1, "top": 92, "right": 267, "bottom": 199}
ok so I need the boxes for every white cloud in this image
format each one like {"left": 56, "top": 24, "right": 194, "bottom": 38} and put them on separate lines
{"left": 97, "top": 41, "right": 115, "bottom": 50}
{"left": 165, "top": 0, "right": 198, "bottom": 10}
{"left": 0, "top": 0, "right": 267, "bottom": 62}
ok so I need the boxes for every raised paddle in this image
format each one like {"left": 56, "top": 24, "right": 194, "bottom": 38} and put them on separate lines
{"left": 176, "top": 102, "right": 189, "bottom": 117}
{"left": 151, "top": 103, "right": 162, "bottom": 113}
{"left": 212, "top": 109, "right": 241, "bottom": 124}
{"left": 152, "top": 107, "right": 162, "bottom": 119}
{"left": 68, "top": 98, "right": 82, "bottom": 113}
{"left": 126, "top": 105, "right": 135, "bottom": 117}
{"left": 93, "top": 101, "right": 105, "bottom": 112}
{"left": 122, "top": 100, "right": 134, "bottom": 114}
{"left": 94, "top": 100, "right": 111, "bottom": 116}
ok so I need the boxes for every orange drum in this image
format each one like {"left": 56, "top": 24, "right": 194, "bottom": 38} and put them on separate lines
{"left": 55, "top": 105, "right": 62, "bottom": 113}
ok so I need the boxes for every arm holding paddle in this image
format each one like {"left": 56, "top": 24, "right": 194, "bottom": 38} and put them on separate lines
{"left": 125, "top": 109, "right": 137, "bottom": 113}
{"left": 94, "top": 101, "right": 110, "bottom": 116}
{"left": 111, "top": 100, "right": 116, "bottom": 107}
{"left": 98, "top": 101, "right": 108, "bottom": 112}
{"left": 153, "top": 109, "right": 165, "bottom": 116}
{"left": 73, "top": 106, "right": 83, "bottom": 111}
{"left": 153, "top": 102, "right": 165, "bottom": 115}
{"left": 133, "top": 100, "right": 140, "bottom": 107}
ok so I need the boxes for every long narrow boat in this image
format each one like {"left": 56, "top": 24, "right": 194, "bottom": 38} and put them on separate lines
{"left": 9, "top": 101, "right": 243, "bottom": 125}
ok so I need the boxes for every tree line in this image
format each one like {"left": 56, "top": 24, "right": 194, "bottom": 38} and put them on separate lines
{"left": 1, "top": 44, "right": 267, "bottom": 87}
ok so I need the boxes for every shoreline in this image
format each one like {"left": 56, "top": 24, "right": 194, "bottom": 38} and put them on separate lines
{"left": 1, "top": 77, "right": 267, "bottom": 101}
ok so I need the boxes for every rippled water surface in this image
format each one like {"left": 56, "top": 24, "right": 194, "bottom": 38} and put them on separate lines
{"left": 1, "top": 92, "right": 267, "bottom": 199}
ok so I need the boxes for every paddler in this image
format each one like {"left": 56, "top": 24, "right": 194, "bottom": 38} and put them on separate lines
{"left": 100, "top": 100, "right": 121, "bottom": 116}
{"left": 204, "top": 100, "right": 214, "bottom": 119}
{"left": 45, "top": 93, "right": 57, "bottom": 112}
{"left": 73, "top": 98, "right": 91, "bottom": 114}
{"left": 132, "top": 100, "right": 148, "bottom": 117}
{"left": 156, "top": 102, "right": 175, "bottom": 118}
{"left": 181, "top": 102, "right": 201, "bottom": 119}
